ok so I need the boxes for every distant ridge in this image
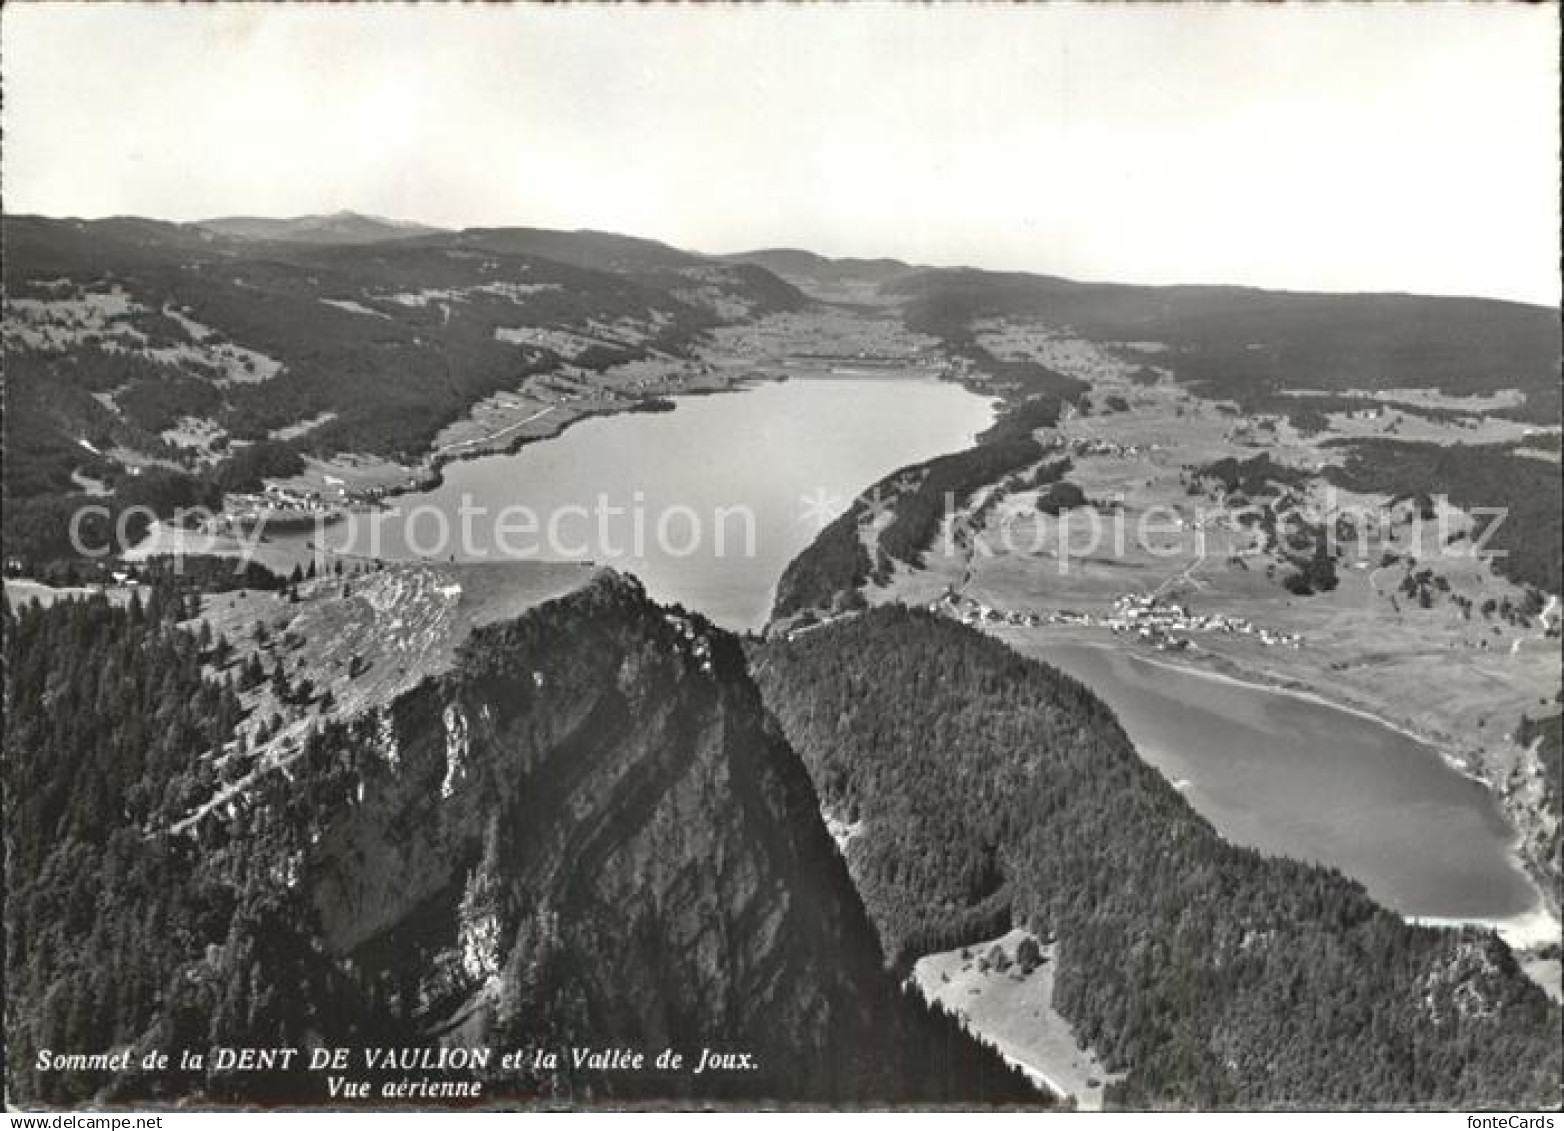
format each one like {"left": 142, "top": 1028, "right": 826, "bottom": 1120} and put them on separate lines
{"left": 720, "top": 247, "right": 917, "bottom": 285}
{"left": 196, "top": 210, "right": 446, "bottom": 245}
{"left": 432, "top": 226, "right": 708, "bottom": 273}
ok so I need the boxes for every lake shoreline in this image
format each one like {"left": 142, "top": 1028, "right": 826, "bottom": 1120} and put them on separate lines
{"left": 1132, "top": 643, "right": 1560, "bottom": 940}
{"left": 410, "top": 371, "right": 787, "bottom": 499}
{"left": 1021, "top": 631, "right": 1559, "bottom": 950}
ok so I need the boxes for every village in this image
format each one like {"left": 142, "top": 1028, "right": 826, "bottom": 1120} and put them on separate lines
{"left": 188, "top": 483, "right": 354, "bottom": 539}
{"left": 932, "top": 589, "right": 1302, "bottom": 653}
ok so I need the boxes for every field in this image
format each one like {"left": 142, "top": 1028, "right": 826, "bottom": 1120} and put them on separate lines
{"left": 912, "top": 929, "right": 1118, "bottom": 1110}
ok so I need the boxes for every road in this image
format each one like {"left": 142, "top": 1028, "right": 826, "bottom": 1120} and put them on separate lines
{"left": 434, "top": 406, "right": 555, "bottom": 457}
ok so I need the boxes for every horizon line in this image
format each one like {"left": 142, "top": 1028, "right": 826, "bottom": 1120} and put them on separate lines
{"left": 6, "top": 207, "right": 1558, "bottom": 311}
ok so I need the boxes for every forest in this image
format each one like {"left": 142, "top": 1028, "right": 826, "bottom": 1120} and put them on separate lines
{"left": 876, "top": 434, "right": 1045, "bottom": 566}
{"left": 1192, "top": 452, "right": 1310, "bottom": 497}
{"left": 2, "top": 585, "right": 379, "bottom": 1105}
{"left": 750, "top": 607, "right": 1562, "bottom": 1108}
{"left": 1323, "top": 439, "right": 1563, "bottom": 594}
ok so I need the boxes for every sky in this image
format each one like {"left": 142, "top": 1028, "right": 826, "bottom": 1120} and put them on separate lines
{"left": 3, "top": 3, "right": 1558, "bottom": 305}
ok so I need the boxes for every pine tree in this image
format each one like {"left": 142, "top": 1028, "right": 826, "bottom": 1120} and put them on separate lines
{"left": 241, "top": 652, "right": 266, "bottom": 691}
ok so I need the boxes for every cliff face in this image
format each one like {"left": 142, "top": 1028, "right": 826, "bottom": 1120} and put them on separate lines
{"left": 294, "top": 572, "right": 1034, "bottom": 1104}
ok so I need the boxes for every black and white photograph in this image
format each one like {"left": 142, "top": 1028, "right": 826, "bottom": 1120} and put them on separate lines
{"left": 2, "top": 1, "right": 1560, "bottom": 1117}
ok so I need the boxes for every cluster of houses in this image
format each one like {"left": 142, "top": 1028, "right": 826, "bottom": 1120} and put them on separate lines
{"left": 626, "top": 361, "right": 712, "bottom": 391}
{"left": 1106, "top": 593, "right": 1300, "bottom": 649}
{"left": 262, "top": 482, "right": 341, "bottom": 509}
{"left": 1066, "top": 436, "right": 1148, "bottom": 459}
{"left": 929, "top": 589, "right": 1301, "bottom": 653}
{"left": 939, "top": 355, "right": 979, "bottom": 382}
{"left": 194, "top": 484, "right": 348, "bottom": 536}
{"left": 931, "top": 592, "right": 1042, "bottom": 629}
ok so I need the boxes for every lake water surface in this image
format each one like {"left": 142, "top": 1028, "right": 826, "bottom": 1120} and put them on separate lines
{"left": 299, "top": 376, "right": 996, "bottom": 629}
{"left": 1030, "top": 641, "right": 1542, "bottom": 924}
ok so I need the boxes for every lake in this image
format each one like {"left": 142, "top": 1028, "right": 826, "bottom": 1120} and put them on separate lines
{"left": 1028, "top": 641, "right": 1544, "bottom": 927}
{"left": 291, "top": 376, "right": 996, "bottom": 630}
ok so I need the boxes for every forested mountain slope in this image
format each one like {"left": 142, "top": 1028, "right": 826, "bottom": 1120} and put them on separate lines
{"left": 750, "top": 607, "right": 1562, "bottom": 1108}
